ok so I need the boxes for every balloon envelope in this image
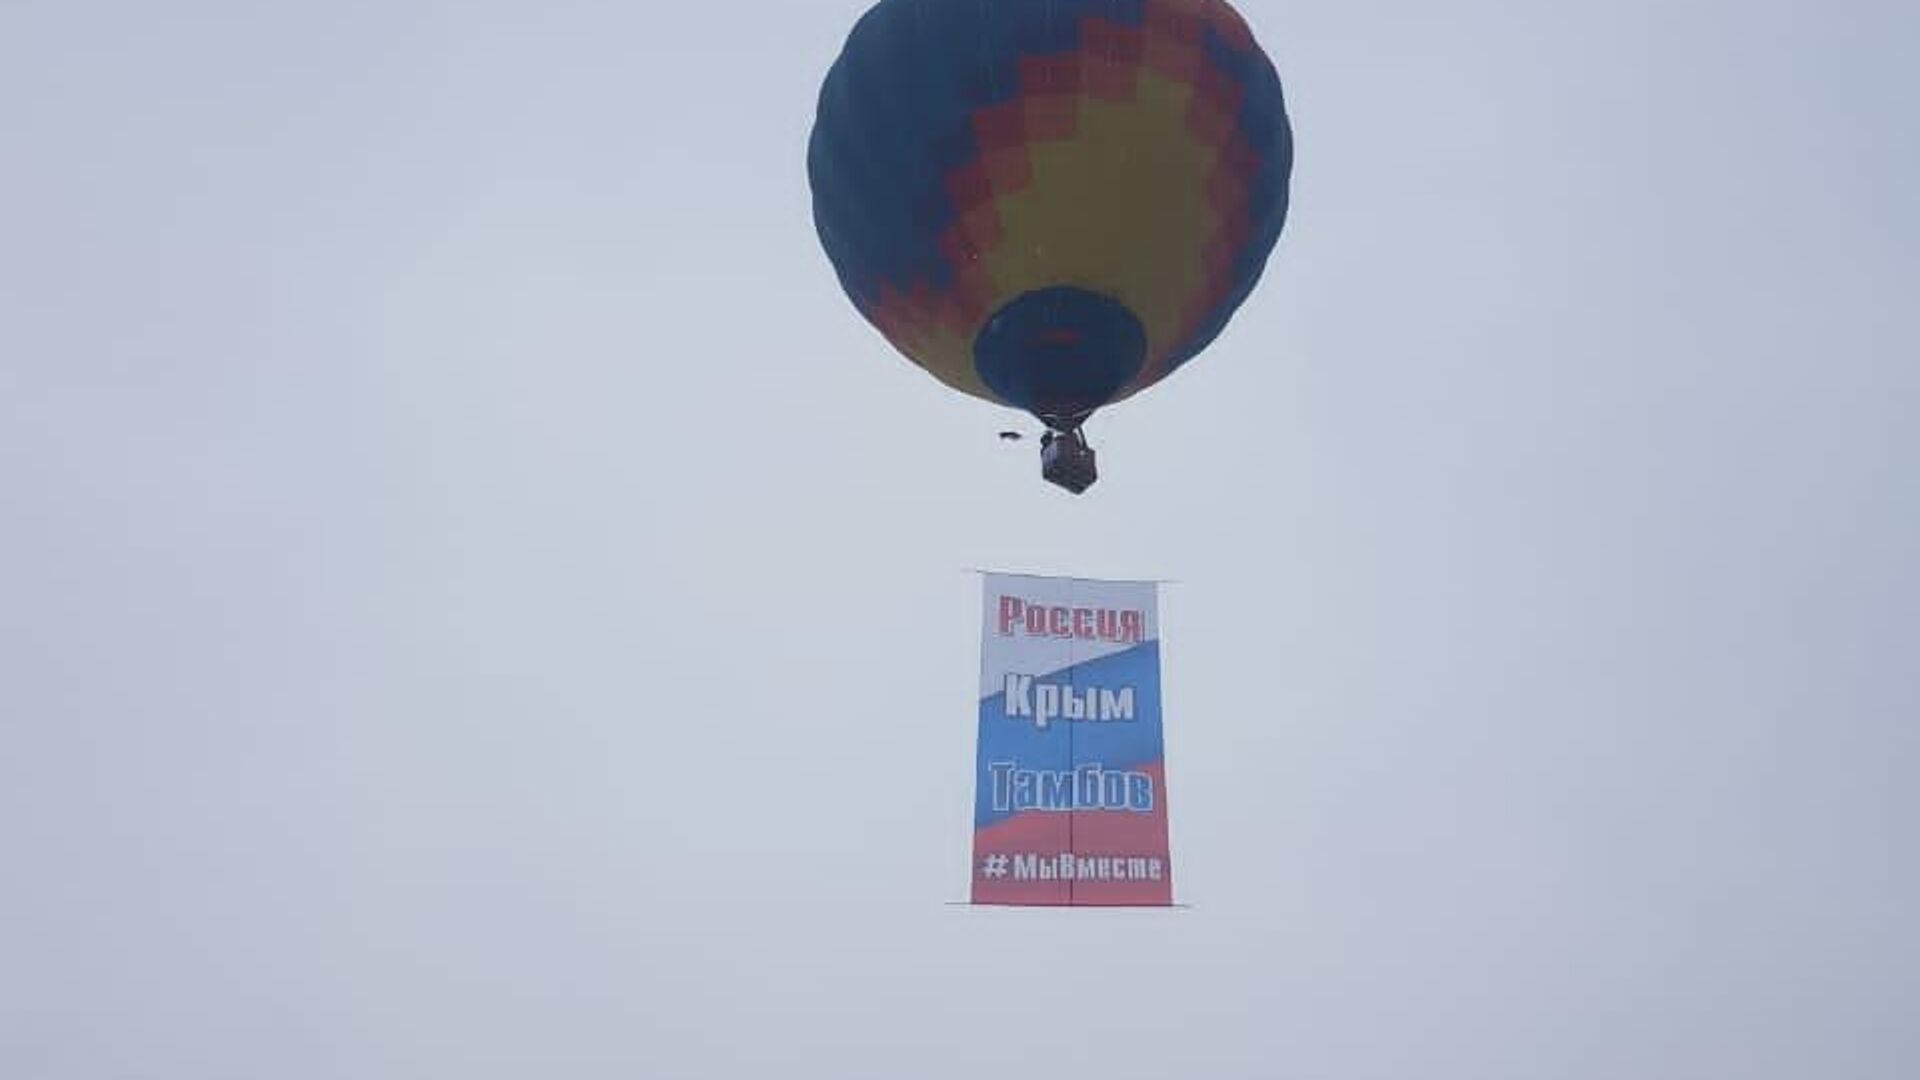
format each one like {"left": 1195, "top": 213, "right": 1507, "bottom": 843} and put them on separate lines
{"left": 809, "top": 0, "right": 1292, "bottom": 426}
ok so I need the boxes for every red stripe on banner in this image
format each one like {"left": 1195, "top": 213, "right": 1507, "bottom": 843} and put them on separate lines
{"left": 971, "top": 764, "right": 1172, "bottom": 907}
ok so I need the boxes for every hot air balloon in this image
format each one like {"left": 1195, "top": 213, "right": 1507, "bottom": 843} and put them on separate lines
{"left": 808, "top": 0, "right": 1292, "bottom": 493}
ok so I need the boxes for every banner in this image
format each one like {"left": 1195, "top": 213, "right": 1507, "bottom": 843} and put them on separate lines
{"left": 971, "top": 573, "right": 1173, "bottom": 906}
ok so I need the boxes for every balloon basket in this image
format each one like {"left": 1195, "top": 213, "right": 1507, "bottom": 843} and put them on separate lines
{"left": 1040, "top": 428, "right": 1098, "bottom": 495}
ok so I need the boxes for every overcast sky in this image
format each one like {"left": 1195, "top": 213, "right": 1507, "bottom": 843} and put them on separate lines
{"left": 3, "top": 1, "right": 1915, "bottom": 1077}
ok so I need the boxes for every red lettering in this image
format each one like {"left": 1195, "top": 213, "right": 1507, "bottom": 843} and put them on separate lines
{"left": 997, "top": 596, "right": 1024, "bottom": 636}
{"left": 1000, "top": 598, "right": 1148, "bottom": 642}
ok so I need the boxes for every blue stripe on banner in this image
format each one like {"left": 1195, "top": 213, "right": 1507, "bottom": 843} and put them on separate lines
{"left": 974, "top": 641, "right": 1164, "bottom": 828}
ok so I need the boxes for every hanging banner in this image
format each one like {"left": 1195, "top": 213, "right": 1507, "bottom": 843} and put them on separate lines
{"left": 971, "top": 573, "right": 1173, "bottom": 906}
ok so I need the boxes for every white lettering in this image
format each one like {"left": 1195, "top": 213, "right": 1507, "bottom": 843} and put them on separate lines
{"left": 1064, "top": 685, "right": 1087, "bottom": 721}
{"left": 1004, "top": 674, "right": 1033, "bottom": 718}
{"left": 1000, "top": 675, "right": 1141, "bottom": 730}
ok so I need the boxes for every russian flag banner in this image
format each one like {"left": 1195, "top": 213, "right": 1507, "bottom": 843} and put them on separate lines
{"left": 971, "top": 573, "right": 1173, "bottom": 907}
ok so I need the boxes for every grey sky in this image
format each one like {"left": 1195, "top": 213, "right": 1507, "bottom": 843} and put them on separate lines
{"left": 3, "top": 1, "right": 1914, "bottom": 1077}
